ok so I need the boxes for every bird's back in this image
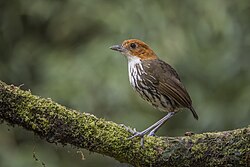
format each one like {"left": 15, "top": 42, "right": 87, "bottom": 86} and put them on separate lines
{"left": 128, "top": 58, "right": 198, "bottom": 119}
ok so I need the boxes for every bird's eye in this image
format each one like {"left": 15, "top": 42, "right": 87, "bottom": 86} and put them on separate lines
{"left": 130, "top": 43, "right": 137, "bottom": 49}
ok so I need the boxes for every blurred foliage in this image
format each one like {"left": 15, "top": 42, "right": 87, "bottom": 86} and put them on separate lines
{"left": 0, "top": 0, "right": 250, "bottom": 166}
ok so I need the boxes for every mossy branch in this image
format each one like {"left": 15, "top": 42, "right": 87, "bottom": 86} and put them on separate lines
{"left": 0, "top": 81, "right": 249, "bottom": 167}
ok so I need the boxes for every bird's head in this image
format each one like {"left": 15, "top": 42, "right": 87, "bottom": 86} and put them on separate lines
{"left": 110, "top": 39, "right": 158, "bottom": 61}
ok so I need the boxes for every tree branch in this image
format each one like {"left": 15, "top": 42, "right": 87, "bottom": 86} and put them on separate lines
{"left": 0, "top": 81, "right": 249, "bottom": 167}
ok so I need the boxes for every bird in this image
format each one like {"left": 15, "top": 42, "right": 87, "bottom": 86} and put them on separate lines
{"left": 110, "top": 39, "right": 198, "bottom": 141}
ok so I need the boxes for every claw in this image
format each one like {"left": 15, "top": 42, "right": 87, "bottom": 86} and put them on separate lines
{"left": 120, "top": 124, "right": 146, "bottom": 147}
{"left": 127, "top": 131, "right": 145, "bottom": 139}
{"left": 148, "top": 131, "right": 155, "bottom": 136}
{"left": 120, "top": 124, "right": 137, "bottom": 134}
{"left": 127, "top": 131, "right": 146, "bottom": 147}
{"left": 140, "top": 137, "right": 144, "bottom": 147}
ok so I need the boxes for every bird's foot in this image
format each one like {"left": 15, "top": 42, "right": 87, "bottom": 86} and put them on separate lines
{"left": 128, "top": 131, "right": 146, "bottom": 139}
{"left": 119, "top": 124, "right": 137, "bottom": 134}
{"left": 128, "top": 131, "right": 148, "bottom": 147}
{"left": 148, "top": 131, "right": 156, "bottom": 136}
{"left": 120, "top": 124, "right": 146, "bottom": 146}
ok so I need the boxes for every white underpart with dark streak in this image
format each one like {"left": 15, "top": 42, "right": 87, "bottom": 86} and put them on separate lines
{"left": 126, "top": 55, "right": 173, "bottom": 112}
{"left": 127, "top": 55, "right": 143, "bottom": 89}
{"left": 127, "top": 56, "right": 158, "bottom": 107}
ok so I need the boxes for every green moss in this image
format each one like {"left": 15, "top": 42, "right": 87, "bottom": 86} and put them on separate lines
{"left": 31, "top": 123, "right": 37, "bottom": 129}
{"left": 0, "top": 81, "right": 249, "bottom": 167}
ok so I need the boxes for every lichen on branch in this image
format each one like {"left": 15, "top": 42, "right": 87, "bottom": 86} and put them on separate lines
{"left": 0, "top": 81, "right": 249, "bottom": 167}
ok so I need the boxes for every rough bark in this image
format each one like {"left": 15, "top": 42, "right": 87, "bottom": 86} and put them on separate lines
{"left": 0, "top": 81, "right": 249, "bottom": 167}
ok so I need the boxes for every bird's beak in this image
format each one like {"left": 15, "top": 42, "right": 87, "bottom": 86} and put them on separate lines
{"left": 109, "top": 45, "right": 125, "bottom": 52}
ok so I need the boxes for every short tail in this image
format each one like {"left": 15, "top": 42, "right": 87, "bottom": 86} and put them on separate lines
{"left": 189, "top": 106, "right": 199, "bottom": 120}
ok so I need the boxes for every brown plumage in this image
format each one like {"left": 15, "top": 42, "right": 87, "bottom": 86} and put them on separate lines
{"left": 110, "top": 39, "right": 198, "bottom": 141}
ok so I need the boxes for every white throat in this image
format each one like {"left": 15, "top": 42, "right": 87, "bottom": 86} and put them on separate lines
{"left": 127, "top": 55, "right": 143, "bottom": 88}
{"left": 127, "top": 55, "right": 141, "bottom": 67}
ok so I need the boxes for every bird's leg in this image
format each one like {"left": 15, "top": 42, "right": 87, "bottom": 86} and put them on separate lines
{"left": 148, "top": 112, "right": 175, "bottom": 136}
{"left": 127, "top": 118, "right": 165, "bottom": 147}
{"left": 128, "top": 112, "right": 174, "bottom": 140}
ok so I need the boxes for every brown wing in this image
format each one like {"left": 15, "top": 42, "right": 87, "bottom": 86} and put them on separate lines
{"left": 142, "top": 59, "right": 198, "bottom": 119}
{"left": 158, "top": 78, "right": 192, "bottom": 108}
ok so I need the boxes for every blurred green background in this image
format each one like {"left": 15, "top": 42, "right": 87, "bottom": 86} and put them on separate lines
{"left": 0, "top": 0, "right": 250, "bottom": 166}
